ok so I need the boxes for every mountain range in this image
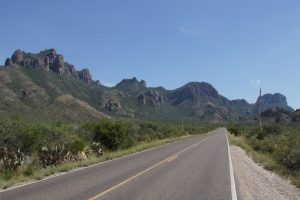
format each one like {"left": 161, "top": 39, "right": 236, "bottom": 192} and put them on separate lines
{"left": 0, "top": 49, "right": 296, "bottom": 124}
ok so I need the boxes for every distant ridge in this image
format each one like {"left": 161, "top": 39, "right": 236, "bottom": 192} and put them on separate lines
{"left": 0, "top": 49, "right": 295, "bottom": 123}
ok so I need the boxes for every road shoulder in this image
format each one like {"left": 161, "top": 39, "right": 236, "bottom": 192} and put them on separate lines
{"left": 231, "top": 145, "right": 300, "bottom": 200}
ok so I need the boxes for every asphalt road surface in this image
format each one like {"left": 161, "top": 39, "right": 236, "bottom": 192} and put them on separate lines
{"left": 0, "top": 128, "right": 236, "bottom": 200}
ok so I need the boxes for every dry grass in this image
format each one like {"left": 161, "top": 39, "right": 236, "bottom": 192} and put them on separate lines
{"left": 228, "top": 133, "right": 300, "bottom": 188}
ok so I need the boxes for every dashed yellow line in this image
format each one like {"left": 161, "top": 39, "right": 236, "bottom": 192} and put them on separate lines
{"left": 89, "top": 139, "right": 206, "bottom": 200}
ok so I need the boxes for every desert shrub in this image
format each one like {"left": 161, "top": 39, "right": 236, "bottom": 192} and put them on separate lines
{"left": 0, "top": 168, "right": 14, "bottom": 181}
{"left": 68, "top": 139, "right": 86, "bottom": 155}
{"left": 91, "top": 120, "right": 136, "bottom": 150}
{"left": 263, "top": 124, "right": 282, "bottom": 135}
{"left": 138, "top": 123, "right": 159, "bottom": 142}
{"left": 91, "top": 142, "right": 103, "bottom": 156}
{"left": 38, "top": 143, "right": 68, "bottom": 167}
{"left": 228, "top": 126, "right": 242, "bottom": 136}
{"left": 37, "top": 128, "right": 69, "bottom": 167}
{"left": 0, "top": 120, "right": 27, "bottom": 172}
{"left": 159, "top": 126, "right": 174, "bottom": 139}
{"left": 249, "top": 137, "right": 275, "bottom": 153}
{"left": 273, "top": 136, "right": 300, "bottom": 171}
{"left": 256, "top": 131, "right": 266, "bottom": 140}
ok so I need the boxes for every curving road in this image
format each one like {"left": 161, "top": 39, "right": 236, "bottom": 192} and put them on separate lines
{"left": 0, "top": 128, "right": 237, "bottom": 200}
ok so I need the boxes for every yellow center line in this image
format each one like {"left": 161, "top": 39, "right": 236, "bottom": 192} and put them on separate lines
{"left": 167, "top": 155, "right": 178, "bottom": 162}
{"left": 88, "top": 139, "right": 206, "bottom": 200}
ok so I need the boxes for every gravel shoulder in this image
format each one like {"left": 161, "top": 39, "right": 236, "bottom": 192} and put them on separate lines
{"left": 231, "top": 145, "right": 300, "bottom": 200}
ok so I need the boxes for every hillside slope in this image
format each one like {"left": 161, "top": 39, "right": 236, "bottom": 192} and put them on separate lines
{"left": 1, "top": 49, "right": 295, "bottom": 123}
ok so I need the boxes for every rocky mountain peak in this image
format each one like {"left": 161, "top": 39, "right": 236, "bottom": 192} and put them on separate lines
{"left": 5, "top": 48, "right": 97, "bottom": 85}
{"left": 169, "top": 82, "right": 219, "bottom": 106}
{"left": 256, "top": 93, "right": 294, "bottom": 112}
{"left": 11, "top": 49, "right": 23, "bottom": 63}
{"left": 185, "top": 82, "right": 219, "bottom": 98}
{"left": 115, "top": 77, "right": 147, "bottom": 95}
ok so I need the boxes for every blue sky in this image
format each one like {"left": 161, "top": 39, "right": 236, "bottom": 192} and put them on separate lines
{"left": 0, "top": 0, "right": 300, "bottom": 108}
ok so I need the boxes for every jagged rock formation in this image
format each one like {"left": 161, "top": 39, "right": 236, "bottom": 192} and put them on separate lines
{"left": 11, "top": 49, "right": 23, "bottom": 63}
{"left": 4, "top": 49, "right": 96, "bottom": 84}
{"left": 52, "top": 55, "right": 65, "bottom": 75}
{"left": 259, "top": 107, "right": 299, "bottom": 123}
{"left": 116, "top": 77, "right": 147, "bottom": 96}
{"left": 79, "top": 69, "right": 92, "bottom": 84}
{"left": 169, "top": 82, "right": 222, "bottom": 106}
{"left": 1, "top": 48, "right": 296, "bottom": 123}
{"left": 254, "top": 93, "right": 294, "bottom": 113}
{"left": 167, "top": 82, "right": 240, "bottom": 122}
{"left": 138, "top": 90, "right": 163, "bottom": 108}
{"left": 99, "top": 90, "right": 125, "bottom": 112}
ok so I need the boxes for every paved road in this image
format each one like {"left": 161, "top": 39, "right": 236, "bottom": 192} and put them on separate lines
{"left": 0, "top": 128, "right": 235, "bottom": 200}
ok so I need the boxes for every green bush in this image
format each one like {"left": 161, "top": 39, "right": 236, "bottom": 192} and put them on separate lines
{"left": 159, "top": 126, "right": 174, "bottom": 139}
{"left": 273, "top": 136, "right": 300, "bottom": 171}
{"left": 38, "top": 143, "right": 68, "bottom": 167}
{"left": 228, "top": 126, "right": 242, "bottom": 136}
{"left": 249, "top": 137, "right": 275, "bottom": 153}
{"left": 68, "top": 139, "right": 86, "bottom": 155}
{"left": 138, "top": 123, "right": 159, "bottom": 142}
{"left": 263, "top": 124, "right": 282, "bottom": 135}
{"left": 0, "top": 120, "right": 27, "bottom": 172}
{"left": 91, "top": 120, "right": 136, "bottom": 150}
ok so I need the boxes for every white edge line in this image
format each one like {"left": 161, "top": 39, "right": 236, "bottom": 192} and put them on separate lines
{"left": 226, "top": 132, "right": 238, "bottom": 200}
{"left": 0, "top": 133, "right": 209, "bottom": 194}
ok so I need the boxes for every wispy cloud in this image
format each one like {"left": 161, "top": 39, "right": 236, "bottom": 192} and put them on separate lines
{"left": 178, "top": 26, "right": 207, "bottom": 39}
{"left": 250, "top": 79, "right": 261, "bottom": 85}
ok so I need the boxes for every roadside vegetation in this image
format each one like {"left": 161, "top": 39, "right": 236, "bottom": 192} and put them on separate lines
{"left": 0, "top": 116, "right": 212, "bottom": 189}
{"left": 227, "top": 123, "right": 300, "bottom": 188}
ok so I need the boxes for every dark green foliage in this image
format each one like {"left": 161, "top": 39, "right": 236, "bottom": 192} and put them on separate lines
{"left": 68, "top": 139, "right": 86, "bottom": 155}
{"left": 227, "top": 125, "right": 242, "bottom": 136}
{"left": 273, "top": 136, "right": 300, "bottom": 171}
{"left": 232, "top": 123, "right": 300, "bottom": 172}
{"left": 263, "top": 124, "right": 282, "bottom": 135}
{"left": 138, "top": 123, "right": 159, "bottom": 142}
{"left": 89, "top": 119, "right": 136, "bottom": 151}
{"left": 0, "top": 119, "right": 27, "bottom": 172}
{"left": 0, "top": 117, "right": 211, "bottom": 181}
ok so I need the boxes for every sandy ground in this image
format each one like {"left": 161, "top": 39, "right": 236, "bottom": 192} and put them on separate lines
{"left": 231, "top": 145, "right": 300, "bottom": 200}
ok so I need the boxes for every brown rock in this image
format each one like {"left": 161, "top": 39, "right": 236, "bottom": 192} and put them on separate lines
{"left": 11, "top": 49, "right": 23, "bottom": 63}
{"left": 31, "top": 57, "right": 45, "bottom": 69}
{"left": 46, "top": 48, "right": 57, "bottom": 63}
{"left": 105, "top": 99, "right": 122, "bottom": 111}
{"left": 79, "top": 68, "right": 92, "bottom": 84}
{"left": 138, "top": 90, "right": 163, "bottom": 108}
{"left": 51, "top": 55, "right": 65, "bottom": 75}
{"left": 65, "top": 64, "right": 79, "bottom": 79}
{"left": 44, "top": 57, "right": 50, "bottom": 71}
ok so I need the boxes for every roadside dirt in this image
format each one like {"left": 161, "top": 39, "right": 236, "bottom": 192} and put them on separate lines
{"left": 231, "top": 145, "right": 300, "bottom": 200}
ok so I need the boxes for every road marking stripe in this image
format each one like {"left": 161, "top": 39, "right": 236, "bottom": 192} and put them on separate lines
{"left": 226, "top": 132, "right": 238, "bottom": 200}
{"left": 89, "top": 139, "right": 206, "bottom": 200}
{"left": 167, "top": 155, "right": 178, "bottom": 162}
{"left": 0, "top": 135, "right": 204, "bottom": 194}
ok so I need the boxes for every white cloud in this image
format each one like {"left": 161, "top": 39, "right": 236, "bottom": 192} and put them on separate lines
{"left": 178, "top": 26, "right": 207, "bottom": 39}
{"left": 250, "top": 79, "right": 261, "bottom": 85}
